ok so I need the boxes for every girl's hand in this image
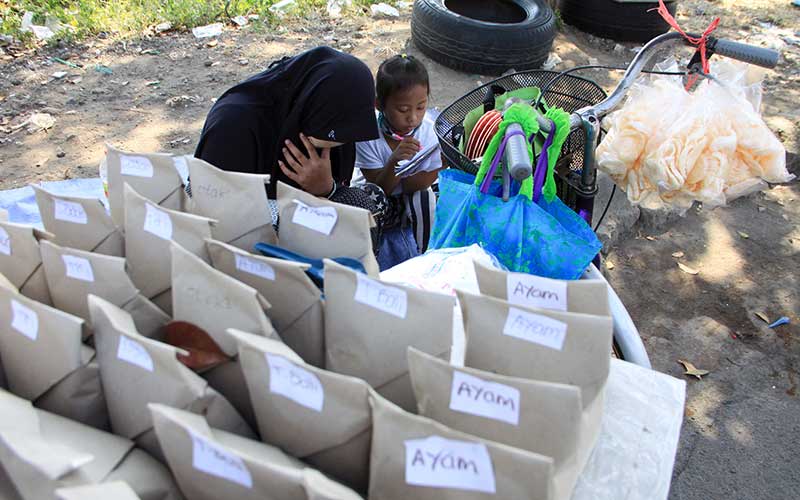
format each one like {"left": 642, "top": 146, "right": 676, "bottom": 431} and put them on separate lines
{"left": 279, "top": 133, "right": 334, "bottom": 197}
{"left": 388, "top": 136, "right": 421, "bottom": 166}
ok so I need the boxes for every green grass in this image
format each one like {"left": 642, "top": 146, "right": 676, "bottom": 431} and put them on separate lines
{"left": 0, "top": 0, "right": 389, "bottom": 44}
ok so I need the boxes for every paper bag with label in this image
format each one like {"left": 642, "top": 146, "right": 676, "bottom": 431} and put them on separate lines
{"left": 171, "top": 242, "right": 277, "bottom": 428}
{"left": 186, "top": 158, "right": 277, "bottom": 250}
{"left": 369, "top": 394, "right": 554, "bottom": 500}
{"left": 0, "top": 274, "right": 13, "bottom": 391}
{"left": 0, "top": 221, "right": 53, "bottom": 305}
{"left": 473, "top": 262, "right": 610, "bottom": 316}
{"left": 124, "top": 184, "right": 215, "bottom": 314}
{"left": 149, "top": 403, "right": 363, "bottom": 500}
{"left": 33, "top": 185, "right": 124, "bottom": 257}
{"left": 0, "top": 285, "right": 109, "bottom": 430}
{"left": 408, "top": 348, "right": 598, "bottom": 500}
{"left": 56, "top": 481, "right": 142, "bottom": 500}
{"left": 104, "top": 144, "right": 187, "bottom": 227}
{"left": 232, "top": 330, "right": 372, "bottom": 492}
{"left": 208, "top": 240, "right": 325, "bottom": 367}
{"left": 88, "top": 294, "right": 255, "bottom": 462}
{"left": 40, "top": 240, "right": 169, "bottom": 339}
{"left": 458, "top": 290, "right": 612, "bottom": 410}
{"left": 324, "top": 260, "right": 454, "bottom": 412}
{"left": 0, "top": 389, "right": 184, "bottom": 500}
{"left": 277, "top": 182, "right": 379, "bottom": 277}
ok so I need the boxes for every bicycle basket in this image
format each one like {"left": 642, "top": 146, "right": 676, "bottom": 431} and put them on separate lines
{"left": 435, "top": 71, "right": 606, "bottom": 212}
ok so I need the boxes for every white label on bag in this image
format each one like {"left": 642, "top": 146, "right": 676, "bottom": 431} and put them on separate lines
{"left": 62, "top": 255, "right": 95, "bottom": 282}
{"left": 404, "top": 436, "right": 496, "bottom": 493}
{"left": 191, "top": 432, "right": 253, "bottom": 488}
{"left": 354, "top": 274, "right": 407, "bottom": 319}
{"left": 10, "top": 300, "right": 38, "bottom": 341}
{"left": 0, "top": 227, "right": 10, "bottom": 256}
{"left": 120, "top": 155, "right": 154, "bottom": 178}
{"left": 506, "top": 273, "right": 568, "bottom": 311}
{"left": 266, "top": 354, "right": 324, "bottom": 412}
{"left": 503, "top": 307, "right": 568, "bottom": 351}
{"left": 449, "top": 371, "right": 521, "bottom": 426}
{"left": 143, "top": 203, "right": 173, "bottom": 240}
{"left": 291, "top": 200, "right": 337, "bottom": 235}
{"left": 235, "top": 254, "right": 276, "bottom": 281}
{"left": 53, "top": 199, "right": 88, "bottom": 224}
{"left": 116, "top": 335, "right": 154, "bottom": 372}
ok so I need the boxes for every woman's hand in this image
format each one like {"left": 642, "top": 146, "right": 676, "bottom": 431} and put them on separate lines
{"left": 279, "top": 133, "right": 334, "bottom": 196}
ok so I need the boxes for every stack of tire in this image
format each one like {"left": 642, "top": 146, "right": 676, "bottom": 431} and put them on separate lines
{"left": 558, "top": 0, "right": 678, "bottom": 43}
{"left": 411, "top": 0, "right": 558, "bottom": 75}
{"left": 410, "top": 0, "right": 678, "bottom": 75}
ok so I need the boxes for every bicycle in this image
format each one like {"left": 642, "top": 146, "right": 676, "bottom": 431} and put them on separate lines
{"left": 434, "top": 32, "right": 780, "bottom": 367}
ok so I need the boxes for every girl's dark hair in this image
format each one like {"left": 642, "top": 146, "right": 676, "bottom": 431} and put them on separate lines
{"left": 376, "top": 54, "right": 430, "bottom": 109}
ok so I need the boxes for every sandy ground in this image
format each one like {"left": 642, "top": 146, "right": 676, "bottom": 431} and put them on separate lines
{"left": 0, "top": 1, "right": 798, "bottom": 498}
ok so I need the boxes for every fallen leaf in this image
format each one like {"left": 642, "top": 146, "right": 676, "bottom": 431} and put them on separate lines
{"left": 677, "top": 262, "right": 699, "bottom": 275}
{"left": 678, "top": 360, "right": 710, "bottom": 380}
{"left": 605, "top": 260, "right": 615, "bottom": 270}
{"left": 672, "top": 251, "right": 685, "bottom": 258}
{"left": 737, "top": 231, "right": 750, "bottom": 239}
{"left": 206, "top": 39, "right": 218, "bottom": 48}
{"left": 646, "top": 236, "right": 656, "bottom": 241}
{"left": 755, "top": 312, "right": 770, "bottom": 323}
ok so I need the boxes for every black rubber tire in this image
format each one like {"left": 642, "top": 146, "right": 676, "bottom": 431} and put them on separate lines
{"left": 558, "top": 0, "right": 678, "bottom": 43}
{"left": 411, "top": 0, "right": 557, "bottom": 75}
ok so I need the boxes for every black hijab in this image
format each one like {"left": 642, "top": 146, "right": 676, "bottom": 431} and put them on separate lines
{"left": 195, "top": 46, "right": 379, "bottom": 197}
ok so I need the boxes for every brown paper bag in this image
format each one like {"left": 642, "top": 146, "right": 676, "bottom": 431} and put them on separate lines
{"left": 88, "top": 294, "right": 255, "bottom": 462}
{"left": 40, "top": 240, "right": 169, "bottom": 339}
{"left": 124, "top": 184, "right": 215, "bottom": 314}
{"left": 0, "top": 285, "right": 109, "bottom": 430}
{"left": 324, "top": 260, "right": 454, "bottom": 412}
{"left": 277, "top": 182, "right": 379, "bottom": 277}
{"left": 458, "top": 290, "right": 612, "bottom": 409}
{"left": 473, "top": 261, "right": 611, "bottom": 316}
{"left": 232, "top": 329, "right": 372, "bottom": 492}
{"left": 0, "top": 274, "right": 14, "bottom": 391}
{"left": 105, "top": 144, "right": 187, "bottom": 228}
{"left": 149, "top": 403, "right": 363, "bottom": 500}
{"left": 171, "top": 242, "right": 278, "bottom": 429}
{"left": 56, "top": 482, "right": 142, "bottom": 500}
{"left": 207, "top": 239, "right": 325, "bottom": 367}
{"left": 369, "top": 394, "right": 554, "bottom": 500}
{"left": 408, "top": 347, "right": 599, "bottom": 500}
{"left": 0, "top": 389, "right": 183, "bottom": 500}
{"left": 33, "top": 185, "right": 124, "bottom": 257}
{"left": 0, "top": 221, "right": 53, "bottom": 305}
{"left": 186, "top": 157, "right": 278, "bottom": 250}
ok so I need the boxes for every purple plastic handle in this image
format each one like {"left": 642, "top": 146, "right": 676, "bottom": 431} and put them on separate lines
{"left": 532, "top": 121, "right": 556, "bottom": 203}
{"left": 479, "top": 129, "right": 527, "bottom": 194}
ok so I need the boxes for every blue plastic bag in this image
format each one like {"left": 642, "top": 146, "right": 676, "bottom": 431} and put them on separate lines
{"left": 429, "top": 119, "right": 601, "bottom": 280}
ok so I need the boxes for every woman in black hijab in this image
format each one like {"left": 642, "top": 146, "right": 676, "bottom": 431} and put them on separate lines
{"left": 196, "top": 46, "right": 381, "bottom": 200}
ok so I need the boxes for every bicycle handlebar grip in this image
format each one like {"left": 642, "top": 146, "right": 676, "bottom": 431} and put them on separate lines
{"left": 713, "top": 39, "right": 779, "bottom": 69}
{"left": 504, "top": 123, "right": 532, "bottom": 182}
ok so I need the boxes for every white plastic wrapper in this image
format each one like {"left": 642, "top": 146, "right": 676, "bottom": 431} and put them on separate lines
{"left": 597, "top": 59, "right": 793, "bottom": 213}
{"left": 381, "top": 246, "right": 686, "bottom": 500}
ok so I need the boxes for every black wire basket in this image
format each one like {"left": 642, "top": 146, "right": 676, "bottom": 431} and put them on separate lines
{"left": 435, "top": 70, "right": 607, "bottom": 216}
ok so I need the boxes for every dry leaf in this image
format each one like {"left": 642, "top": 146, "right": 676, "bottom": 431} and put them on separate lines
{"left": 672, "top": 251, "right": 685, "bottom": 258}
{"left": 605, "top": 260, "right": 615, "bottom": 270}
{"left": 646, "top": 236, "right": 656, "bottom": 241}
{"left": 677, "top": 262, "right": 699, "bottom": 275}
{"left": 737, "top": 231, "right": 749, "bottom": 239}
{"left": 678, "top": 360, "right": 710, "bottom": 380}
{"left": 754, "top": 312, "right": 769, "bottom": 323}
